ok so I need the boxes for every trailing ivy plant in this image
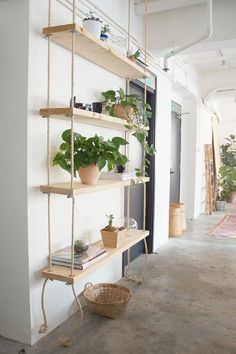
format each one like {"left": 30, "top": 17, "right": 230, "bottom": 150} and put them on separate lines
{"left": 53, "top": 129, "right": 128, "bottom": 177}
{"left": 101, "top": 87, "right": 156, "bottom": 178}
{"left": 101, "top": 87, "right": 141, "bottom": 120}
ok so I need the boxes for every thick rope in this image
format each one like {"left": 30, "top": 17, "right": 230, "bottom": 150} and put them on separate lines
{"left": 39, "top": 279, "right": 49, "bottom": 334}
{"left": 124, "top": 237, "right": 148, "bottom": 284}
{"left": 47, "top": 0, "right": 52, "bottom": 272}
{"left": 60, "top": 284, "right": 84, "bottom": 347}
{"left": 70, "top": 0, "right": 76, "bottom": 277}
{"left": 127, "top": 0, "right": 131, "bottom": 54}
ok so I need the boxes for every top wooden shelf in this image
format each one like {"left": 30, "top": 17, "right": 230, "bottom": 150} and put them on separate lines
{"left": 43, "top": 24, "right": 149, "bottom": 79}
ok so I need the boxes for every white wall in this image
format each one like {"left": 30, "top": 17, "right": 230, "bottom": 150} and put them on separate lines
{"left": 153, "top": 73, "right": 172, "bottom": 250}
{"left": 212, "top": 97, "right": 236, "bottom": 143}
{"left": 0, "top": 0, "right": 32, "bottom": 344}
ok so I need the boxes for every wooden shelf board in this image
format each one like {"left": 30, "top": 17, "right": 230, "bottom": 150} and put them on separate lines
{"left": 42, "top": 229, "right": 149, "bottom": 284}
{"left": 40, "top": 177, "right": 150, "bottom": 196}
{"left": 43, "top": 24, "right": 149, "bottom": 79}
{"left": 39, "top": 107, "right": 128, "bottom": 131}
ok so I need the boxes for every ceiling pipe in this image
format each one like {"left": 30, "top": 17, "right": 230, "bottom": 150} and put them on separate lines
{"left": 163, "top": 0, "right": 213, "bottom": 72}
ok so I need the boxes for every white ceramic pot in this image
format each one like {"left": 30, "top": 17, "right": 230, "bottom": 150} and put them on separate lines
{"left": 83, "top": 20, "right": 102, "bottom": 39}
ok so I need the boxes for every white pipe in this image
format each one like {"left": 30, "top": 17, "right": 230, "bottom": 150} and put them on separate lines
{"left": 163, "top": 0, "right": 213, "bottom": 71}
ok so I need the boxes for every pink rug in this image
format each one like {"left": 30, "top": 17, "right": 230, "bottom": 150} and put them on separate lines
{"left": 209, "top": 215, "right": 236, "bottom": 237}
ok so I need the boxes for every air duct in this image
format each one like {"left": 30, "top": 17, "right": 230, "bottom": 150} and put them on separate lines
{"left": 163, "top": 0, "right": 213, "bottom": 72}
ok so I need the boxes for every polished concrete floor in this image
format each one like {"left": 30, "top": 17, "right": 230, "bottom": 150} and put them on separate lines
{"left": 1, "top": 206, "right": 236, "bottom": 354}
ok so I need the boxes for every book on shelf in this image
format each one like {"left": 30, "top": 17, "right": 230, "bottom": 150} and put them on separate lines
{"left": 52, "top": 251, "right": 108, "bottom": 270}
{"left": 51, "top": 243, "right": 106, "bottom": 265}
{"left": 100, "top": 171, "right": 136, "bottom": 181}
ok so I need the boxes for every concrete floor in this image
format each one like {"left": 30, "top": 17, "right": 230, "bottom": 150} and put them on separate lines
{"left": 1, "top": 207, "right": 236, "bottom": 354}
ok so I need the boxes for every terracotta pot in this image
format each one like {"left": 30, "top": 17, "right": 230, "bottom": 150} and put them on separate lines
{"left": 114, "top": 104, "right": 134, "bottom": 121}
{"left": 78, "top": 164, "right": 100, "bottom": 185}
{"left": 100, "top": 228, "right": 126, "bottom": 248}
{"left": 230, "top": 191, "right": 236, "bottom": 203}
{"left": 128, "top": 56, "right": 136, "bottom": 63}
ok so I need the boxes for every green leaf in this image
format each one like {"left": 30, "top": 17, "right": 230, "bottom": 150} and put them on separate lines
{"left": 97, "top": 157, "right": 106, "bottom": 171}
{"left": 112, "top": 137, "right": 128, "bottom": 146}
{"left": 101, "top": 90, "right": 116, "bottom": 101}
{"left": 133, "top": 131, "right": 145, "bottom": 144}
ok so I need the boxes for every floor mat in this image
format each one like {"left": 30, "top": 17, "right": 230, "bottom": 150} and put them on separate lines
{"left": 209, "top": 214, "right": 236, "bottom": 237}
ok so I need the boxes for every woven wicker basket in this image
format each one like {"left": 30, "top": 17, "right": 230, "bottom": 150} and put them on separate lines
{"left": 83, "top": 283, "right": 132, "bottom": 319}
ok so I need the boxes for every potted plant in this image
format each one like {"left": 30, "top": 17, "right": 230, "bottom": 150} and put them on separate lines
{"left": 100, "top": 24, "right": 111, "bottom": 42}
{"left": 101, "top": 87, "right": 141, "bottom": 121}
{"left": 53, "top": 129, "right": 128, "bottom": 185}
{"left": 127, "top": 49, "right": 148, "bottom": 67}
{"left": 74, "top": 239, "right": 89, "bottom": 253}
{"left": 82, "top": 11, "right": 103, "bottom": 39}
{"left": 100, "top": 214, "right": 126, "bottom": 248}
{"left": 220, "top": 135, "right": 236, "bottom": 202}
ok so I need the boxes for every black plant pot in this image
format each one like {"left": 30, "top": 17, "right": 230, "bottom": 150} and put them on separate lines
{"left": 92, "top": 102, "right": 103, "bottom": 113}
{"left": 116, "top": 165, "right": 126, "bottom": 173}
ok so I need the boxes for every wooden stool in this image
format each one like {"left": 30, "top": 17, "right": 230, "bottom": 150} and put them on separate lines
{"left": 170, "top": 203, "right": 187, "bottom": 231}
{"left": 169, "top": 205, "right": 182, "bottom": 237}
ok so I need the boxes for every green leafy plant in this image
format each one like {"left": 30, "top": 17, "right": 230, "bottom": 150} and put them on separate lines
{"left": 221, "top": 134, "right": 236, "bottom": 167}
{"left": 218, "top": 134, "right": 236, "bottom": 197}
{"left": 102, "top": 87, "right": 156, "bottom": 177}
{"left": 128, "top": 49, "right": 147, "bottom": 66}
{"left": 83, "top": 10, "right": 101, "bottom": 22}
{"left": 101, "top": 24, "right": 111, "bottom": 35}
{"left": 53, "top": 130, "right": 128, "bottom": 177}
{"left": 102, "top": 87, "right": 141, "bottom": 119}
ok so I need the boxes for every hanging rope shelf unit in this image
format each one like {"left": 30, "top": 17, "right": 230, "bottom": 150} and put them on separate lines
{"left": 39, "top": 0, "right": 150, "bottom": 343}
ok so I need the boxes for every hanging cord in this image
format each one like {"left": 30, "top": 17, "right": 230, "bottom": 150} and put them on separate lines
{"left": 60, "top": 284, "right": 84, "bottom": 347}
{"left": 70, "top": 0, "right": 76, "bottom": 277}
{"left": 47, "top": 0, "right": 52, "bottom": 273}
{"left": 127, "top": 0, "right": 131, "bottom": 54}
{"left": 39, "top": 279, "right": 49, "bottom": 334}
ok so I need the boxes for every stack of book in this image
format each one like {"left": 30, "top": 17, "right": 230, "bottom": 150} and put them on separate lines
{"left": 51, "top": 244, "right": 108, "bottom": 270}
{"left": 100, "top": 171, "right": 136, "bottom": 181}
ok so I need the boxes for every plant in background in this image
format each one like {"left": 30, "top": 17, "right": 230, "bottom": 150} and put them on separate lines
{"left": 219, "top": 134, "right": 236, "bottom": 199}
{"left": 221, "top": 134, "right": 236, "bottom": 167}
{"left": 53, "top": 129, "right": 128, "bottom": 177}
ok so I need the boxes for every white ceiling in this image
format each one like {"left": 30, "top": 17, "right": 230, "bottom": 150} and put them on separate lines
{"left": 182, "top": 48, "right": 236, "bottom": 72}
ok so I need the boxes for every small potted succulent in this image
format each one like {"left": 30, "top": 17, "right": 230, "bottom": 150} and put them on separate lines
{"left": 100, "top": 214, "right": 126, "bottom": 248}
{"left": 100, "top": 24, "right": 111, "bottom": 42}
{"left": 53, "top": 130, "right": 128, "bottom": 185}
{"left": 82, "top": 11, "right": 103, "bottom": 38}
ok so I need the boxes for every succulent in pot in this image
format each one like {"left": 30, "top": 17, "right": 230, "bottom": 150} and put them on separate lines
{"left": 82, "top": 11, "right": 103, "bottom": 38}
{"left": 100, "top": 214, "right": 126, "bottom": 248}
{"left": 53, "top": 129, "right": 128, "bottom": 185}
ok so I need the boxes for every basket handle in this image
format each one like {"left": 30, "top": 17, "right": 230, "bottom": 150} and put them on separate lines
{"left": 123, "top": 292, "right": 132, "bottom": 305}
{"left": 84, "top": 282, "right": 93, "bottom": 291}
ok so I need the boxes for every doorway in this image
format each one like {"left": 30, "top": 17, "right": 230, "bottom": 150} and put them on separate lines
{"left": 170, "top": 102, "right": 182, "bottom": 203}
{"left": 122, "top": 79, "right": 156, "bottom": 270}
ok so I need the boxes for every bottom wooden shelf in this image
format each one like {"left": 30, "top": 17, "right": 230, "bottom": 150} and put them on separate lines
{"left": 42, "top": 229, "right": 149, "bottom": 284}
